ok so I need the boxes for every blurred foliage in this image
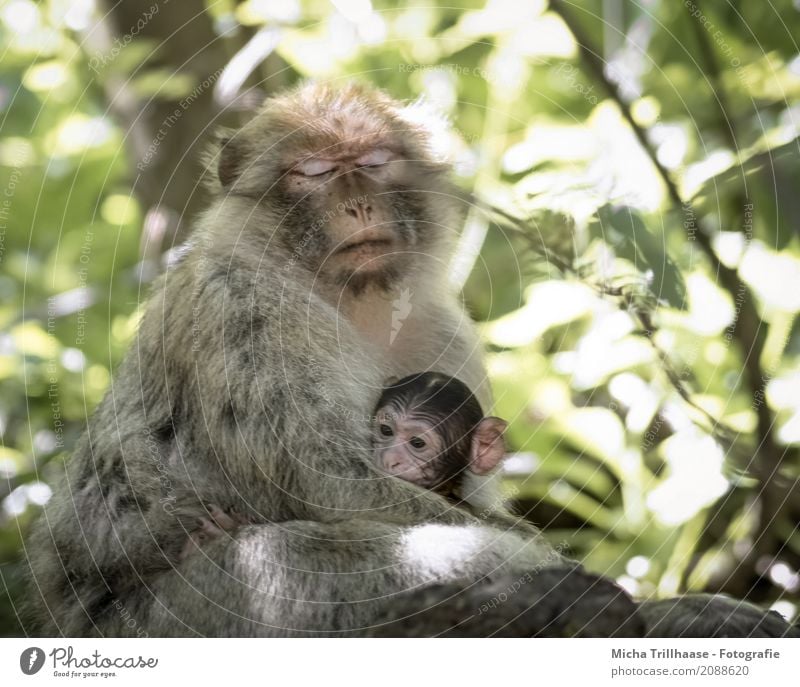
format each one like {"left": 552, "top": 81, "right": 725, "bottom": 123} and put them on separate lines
{"left": 1, "top": 0, "right": 800, "bottom": 635}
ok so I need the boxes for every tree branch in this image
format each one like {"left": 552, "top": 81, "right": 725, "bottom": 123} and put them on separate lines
{"left": 549, "top": 0, "right": 787, "bottom": 472}
{"left": 549, "top": 0, "right": 795, "bottom": 591}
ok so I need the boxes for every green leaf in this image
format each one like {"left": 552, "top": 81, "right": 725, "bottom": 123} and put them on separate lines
{"left": 596, "top": 206, "right": 688, "bottom": 309}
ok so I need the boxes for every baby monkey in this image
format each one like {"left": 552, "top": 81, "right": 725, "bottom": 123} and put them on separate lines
{"left": 183, "top": 372, "right": 507, "bottom": 557}
{"left": 372, "top": 372, "right": 508, "bottom": 504}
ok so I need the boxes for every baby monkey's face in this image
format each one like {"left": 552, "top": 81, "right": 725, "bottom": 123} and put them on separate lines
{"left": 372, "top": 372, "right": 509, "bottom": 492}
{"left": 372, "top": 406, "right": 454, "bottom": 488}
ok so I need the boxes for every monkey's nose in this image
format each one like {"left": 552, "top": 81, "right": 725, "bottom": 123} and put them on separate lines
{"left": 383, "top": 454, "right": 404, "bottom": 472}
{"left": 345, "top": 200, "right": 373, "bottom": 225}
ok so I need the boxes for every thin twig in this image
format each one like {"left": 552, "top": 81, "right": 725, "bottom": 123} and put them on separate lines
{"left": 549, "top": 0, "right": 789, "bottom": 478}
{"left": 471, "top": 196, "right": 740, "bottom": 447}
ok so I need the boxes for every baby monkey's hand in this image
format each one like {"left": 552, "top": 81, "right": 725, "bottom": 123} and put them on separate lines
{"left": 180, "top": 504, "right": 249, "bottom": 560}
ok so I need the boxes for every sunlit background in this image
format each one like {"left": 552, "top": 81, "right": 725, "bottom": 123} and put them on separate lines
{"left": 1, "top": 0, "right": 799, "bottom": 634}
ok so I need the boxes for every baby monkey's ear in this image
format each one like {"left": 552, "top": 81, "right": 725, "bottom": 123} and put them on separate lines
{"left": 469, "top": 417, "right": 508, "bottom": 475}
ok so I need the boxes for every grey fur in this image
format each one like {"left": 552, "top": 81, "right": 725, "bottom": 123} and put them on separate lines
{"left": 24, "top": 83, "right": 555, "bottom": 636}
{"left": 23, "top": 83, "right": 793, "bottom": 638}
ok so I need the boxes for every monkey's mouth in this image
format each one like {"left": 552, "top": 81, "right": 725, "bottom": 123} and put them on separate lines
{"left": 336, "top": 237, "right": 395, "bottom": 259}
{"left": 336, "top": 234, "right": 396, "bottom": 272}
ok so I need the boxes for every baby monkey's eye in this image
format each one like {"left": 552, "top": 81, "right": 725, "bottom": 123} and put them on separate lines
{"left": 379, "top": 424, "right": 393, "bottom": 437}
{"left": 409, "top": 437, "right": 426, "bottom": 449}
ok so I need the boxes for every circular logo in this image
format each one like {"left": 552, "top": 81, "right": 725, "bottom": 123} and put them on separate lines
{"left": 20, "top": 647, "right": 45, "bottom": 675}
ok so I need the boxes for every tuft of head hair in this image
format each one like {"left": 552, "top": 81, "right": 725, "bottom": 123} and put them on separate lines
{"left": 199, "top": 81, "right": 453, "bottom": 194}
{"left": 378, "top": 372, "right": 485, "bottom": 433}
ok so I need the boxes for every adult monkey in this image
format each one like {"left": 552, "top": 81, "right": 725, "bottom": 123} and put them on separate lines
{"left": 25, "top": 83, "right": 793, "bottom": 637}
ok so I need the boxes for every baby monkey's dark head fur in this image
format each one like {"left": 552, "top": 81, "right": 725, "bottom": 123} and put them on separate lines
{"left": 373, "top": 372, "right": 508, "bottom": 498}
{"left": 206, "top": 82, "right": 464, "bottom": 295}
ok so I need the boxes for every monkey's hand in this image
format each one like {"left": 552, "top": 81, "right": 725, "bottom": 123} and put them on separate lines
{"left": 179, "top": 504, "right": 247, "bottom": 560}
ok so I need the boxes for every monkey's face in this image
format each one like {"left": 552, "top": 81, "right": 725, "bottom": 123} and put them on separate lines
{"left": 214, "top": 83, "right": 461, "bottom": 291}
{"left": 372, "top": 405, "right": 462, "bottom": 488}
{"left": 280, "top": 150, "right": 426, "bottom": 288}
{"left": 371, "top": 372, "right": 510, "bottom": 490}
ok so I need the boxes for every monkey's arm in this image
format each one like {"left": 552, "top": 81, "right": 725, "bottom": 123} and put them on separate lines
{"left": 187, "top": 272, "right": 483, "bottom": 527}
{"left": 24, "top": 314, "right": 211, "bottom": 634}
{"left": 92, "top": 519, "right": 561, "bottom": 637}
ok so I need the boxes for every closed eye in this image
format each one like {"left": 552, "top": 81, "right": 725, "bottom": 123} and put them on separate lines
{"left": 292, "top": 158, "right": 337, "bottom": 177}
{"left": 355, "top": 149, "right": 393, "bottom": 168}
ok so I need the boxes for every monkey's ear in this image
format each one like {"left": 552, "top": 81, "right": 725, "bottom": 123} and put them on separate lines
{"left": 469, "top": 417, "right": 508, "bottom": 475}
{"left": 203, "top": 129, "right": 245, "bottom": 190}
{"left": 217, "top": 135, "right": 242, "bottom": 188}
